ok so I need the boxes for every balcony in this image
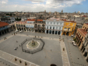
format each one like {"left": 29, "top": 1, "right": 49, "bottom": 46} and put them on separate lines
{"left": 63, "top": 29, "right": 72, "bottom": 32}
{"left": 63, "top": 29, "right": 68, "bottom": 31}
{"left": 76, "top": 33, "right": 83, "bottom": 42}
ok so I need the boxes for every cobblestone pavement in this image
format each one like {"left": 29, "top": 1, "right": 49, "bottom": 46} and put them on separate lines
{"left": 0, "top": 57, "right": 16, "bottom": 66}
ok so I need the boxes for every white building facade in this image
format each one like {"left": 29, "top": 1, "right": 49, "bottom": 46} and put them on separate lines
{"left": 45, "top": 19, "right": 64, "bottom": 35}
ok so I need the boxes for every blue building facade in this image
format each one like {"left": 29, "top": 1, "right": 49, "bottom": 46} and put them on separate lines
{"left": 0, "top": 22, "right": 9, "bottom": 36}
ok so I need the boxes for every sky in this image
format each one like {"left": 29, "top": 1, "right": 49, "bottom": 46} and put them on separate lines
{"left": 0, "top": 0, "right": 88, "bottom": 12}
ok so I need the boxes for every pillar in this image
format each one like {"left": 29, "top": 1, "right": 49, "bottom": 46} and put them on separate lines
{"left": 60, "top": 31, "right": 61, "bottom": 35}
{"left": 26, "top": 28, "right": 27, "bottom": 32}
{"left": 54, "top": 31, "right": 55, "bottom": 35}
{"left": 48, "top": 30, "right": 49, "bottom": 34}
{"left": 16, "top": 26, "right": 18, "bottom": 31}
{"left": 45, "top": 30, "right": 46, "bottom": 34}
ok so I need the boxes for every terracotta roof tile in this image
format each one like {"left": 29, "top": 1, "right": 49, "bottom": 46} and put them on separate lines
{"left": 27, "top": 19, "right": 43, "bottom": 21}
{"left": 27, "top": 19, "right": 35, "bottom": 21}
{"left": 0, "top": 22, "right": 9, "bottom": 27}
{"left": 82, "top": 15, "right": 87, "bottom": 17}
{"left": 78, "top": 28, "right": 87, "bottom": 36}
{"left": 85, "top": 23, "right": 88, "bottom": 25}
{"left": 65, "top": 21, "right": 76, "bottom": 23}
{"left": 37, "top": 19, "right": 43, "bottom": 21}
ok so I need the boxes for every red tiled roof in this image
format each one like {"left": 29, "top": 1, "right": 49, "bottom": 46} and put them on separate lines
{"left": 0, "top": 22, "right": 9, "bottom": 27}
{"left": 76, "top": 33, "right": 82, "bottom": 42}
{"left": 65, "top": 21, "right": 76, "bottom": 23}
{"left": 85, "top": 23, "right": 88, "bottom": 25}
{"left": 27, "top": 19, "right": 43, "bottom": 21}
{"left": 27, "top": 19, "right": 35, "bottom": 21}
{"left": 82, "top": 15, "right": 87, "bottom": 17}
{"left": 78, "top": 28, "right": 87, "bottom": 37}
{"left": 37, "top": 19, "right": 43, "bottom": 21}
{"left": 61, "top": 19, "right": 67, "bottom": 21}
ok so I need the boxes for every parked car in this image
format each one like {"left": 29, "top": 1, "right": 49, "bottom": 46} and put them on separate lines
{"left": 72, "top": 41, "right": 77, "bottom": 46}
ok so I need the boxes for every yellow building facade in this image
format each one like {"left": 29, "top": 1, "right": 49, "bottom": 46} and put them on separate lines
{"left": 62, "top": 21, "right": 76, "bottom": 36}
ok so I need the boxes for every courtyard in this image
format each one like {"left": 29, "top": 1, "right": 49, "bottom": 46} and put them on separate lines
{"left": 0, "top": 32, "right": 87, "bottom": 66}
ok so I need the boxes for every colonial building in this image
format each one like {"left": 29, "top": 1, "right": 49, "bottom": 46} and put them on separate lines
{"left": 15, "top": 21, "right": 26, "bottom": 31}
{"left": 34, "top": 19, "right": 45, "bottom": 33}
{"left": 81, "top": 31, "right": 88, "bottom": 62}
{"left": 15, "top": 19, "right": 36, "bottom": 32}
{"left": 75, "top": 23, "right": 88, "bottom": 49}
{"left": 82, "top": 23, "right": 88, "bottom": 31}
{"left": 25, "top": 19, "right": 35, "bottom": 32}
{"left": 45, "top": 18, "right": 64, "bottom": 35}
{"left": 0, "top": 22, "right": 9, "bottom": 36}
{"left": 62, "top": 21, "right": 76, "bottom": 36}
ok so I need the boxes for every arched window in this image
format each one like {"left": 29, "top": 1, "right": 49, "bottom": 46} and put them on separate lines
{"left": 50, "top": 64, "right": 57, "bottom": 66}
{"left": 53, "top": 27, "right": 54, "bottom": 29}
{"left": 51, "top": 22, "right": 52, "bottom": 24}
{"left": 50, "top": 26, "right": 51, "bottom": 29}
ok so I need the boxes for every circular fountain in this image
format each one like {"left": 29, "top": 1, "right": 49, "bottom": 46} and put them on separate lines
{"left": 21, "top": 38, "right": 45, "bottom": 54}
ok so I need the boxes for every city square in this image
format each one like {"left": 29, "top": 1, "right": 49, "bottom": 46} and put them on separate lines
{"left": 0, "top": 0, "right": 88, "bottom": 66}
{"left": 0, "top": 32, "right": 87, "bottom": 66}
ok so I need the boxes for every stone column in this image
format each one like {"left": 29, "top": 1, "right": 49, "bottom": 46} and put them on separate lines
{"left": 54, "top": 31, "right": 55, "bottom": 35}
{"left": 57, "top": 31, "right": 58, "bottom": 35}
{"left": 26, "top": 28, "right": 27, "bottom": 32}
{"left": 83, "top": 51, "right": 85, "bottom": 56}
{"left": 45, "top": 30, "right": 46, "bottom": 34}
{"left": 23, "top": 28, "right": 25, "bottom": 31}
{"left": 60, "top": 31, "right": 62, "bottom": 35}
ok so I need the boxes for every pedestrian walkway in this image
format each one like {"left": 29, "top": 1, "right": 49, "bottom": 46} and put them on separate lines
{"left": 0, "top": 50, "right": 39, "bottom": 66}
{"left": 60, "top": 40, "right": 70, "bottom": 66}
